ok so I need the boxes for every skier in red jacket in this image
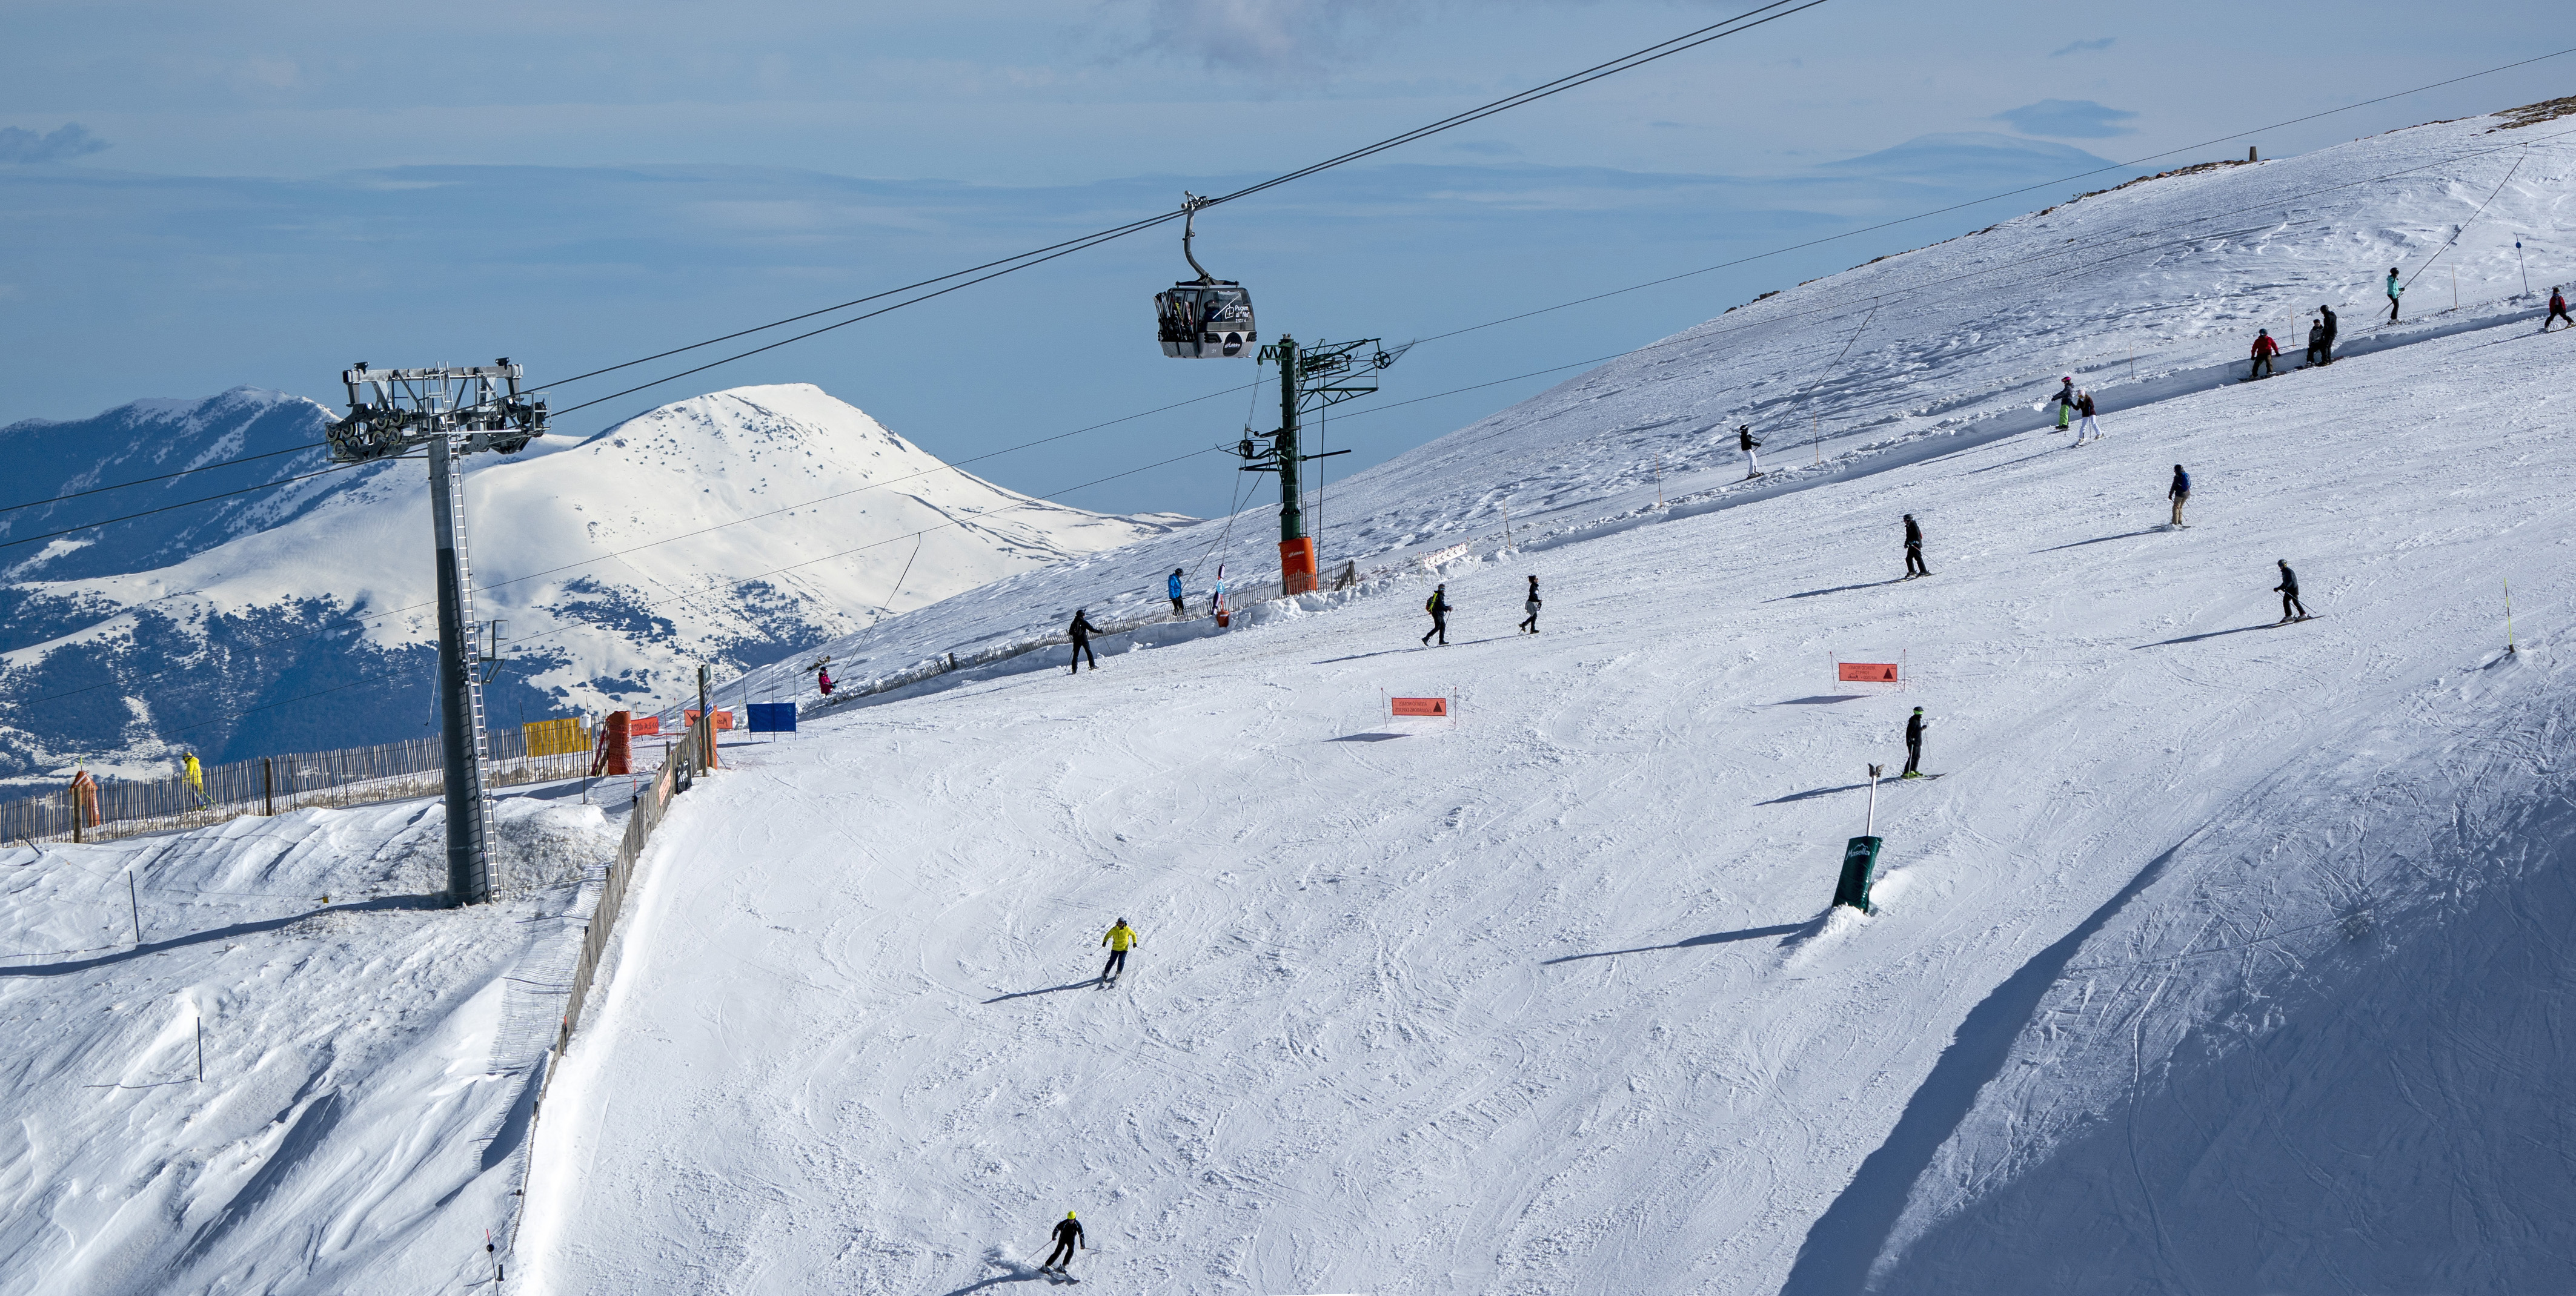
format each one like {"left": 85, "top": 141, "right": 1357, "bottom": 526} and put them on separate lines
{"left": 2547, "top": 286, "right": 2572, "bottom": 332}
{"left": 2248, "top": 329, "right": 2281, "bottom": 380}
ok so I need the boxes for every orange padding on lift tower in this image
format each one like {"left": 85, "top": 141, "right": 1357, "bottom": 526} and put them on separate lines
{"left": 1390, "top": 696, "right": 1450, "bottom": 718}
{"left": 1837, "top": 662, "right": 1900, "bottom": 683}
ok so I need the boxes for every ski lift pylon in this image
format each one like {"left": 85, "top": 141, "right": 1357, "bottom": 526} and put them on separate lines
{"left": 1154, "top": 193, "right": 1256, "bottom": 359}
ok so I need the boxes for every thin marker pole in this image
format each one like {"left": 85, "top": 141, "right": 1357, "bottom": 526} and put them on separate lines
{"left": 2506, "top": 577, "right": 2516, "bottom": 655}
{"left": 196, "top": 1014, "right": 204, "bottom": 1082}
{"left": 128, "top": 870, "right": 141, "bottom": 945}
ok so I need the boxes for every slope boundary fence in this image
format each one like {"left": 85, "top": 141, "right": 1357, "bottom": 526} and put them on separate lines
{"left": 0, "top": 724, "right": 599, "bottom": 847}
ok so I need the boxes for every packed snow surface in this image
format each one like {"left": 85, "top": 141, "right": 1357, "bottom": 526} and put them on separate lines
{"left": 518, "top": 111, "right": 2576, "bottom": 1292}
{"left": 0, "top": 788, "right": 619, "bottom": 1294}
{"left": 9, "top": 105, "right": 2572, "bottom": 1296}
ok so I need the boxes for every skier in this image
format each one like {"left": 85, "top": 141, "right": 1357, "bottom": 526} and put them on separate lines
{"left": 2073, "top": 389, "right": 2102, "bottom": 443}
{"left": 2385, "top": 268, "right": 2403, "bottom": 323}
{"left": 1100, "top": 918, "right": 1138, "bottom": 983}
{"left": 1901, "top": 514, "right": 1928, "bottom": 580}
{"left": 1421, "top": 584, "right": 1450, "bottom": 646}
{"left": 1067, "top": 608, "right": 1099, "bottom": 674}
{"left": 2317, "top": 303, "right": 2338, "bottom": 363}
{"left": 1738, "top": 424, "right": 1764, "bottom": 478}
{"left": 2303, "top": 316, "right": 2327, "bottom": 367}
{"left": 1210, "top": 572, "right": 1228, "bottom": 620}
{"left": 2051, "top": 375, "right": 2076, "bottom": 431}
{"left": 2273, "top": 559, "right": 2309, "bottom": 624}
{"left": 182, "top": 752, "right": 208, "bottom": 807}
{"left": 1041, "top": 1211, "right": 1084, "bottom": 1276}
{"left": 1901, "top": 707, "right": 1928, "bottom": 778}
{"left": 2546, "top": 286, "right": 2572, "bottom": 332}
{"left": 2248, "top": 329, "right": 2280, "bottom": 381}
{"left": 2168, "top": 464, "right": 2191, "bottom": 527}
{"left": 1518, "top": 574, "right": 1541, "bottom": 634}
{"left": 816, "top": 666, "right": 834, "bottom": 696}
{"left": 1167, "top": 567, "right": 1186, "bottom": 617}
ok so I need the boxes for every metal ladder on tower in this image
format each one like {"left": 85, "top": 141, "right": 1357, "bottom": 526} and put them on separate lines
{"left": 445, "top": 451, "right": 496, "bottom": 862}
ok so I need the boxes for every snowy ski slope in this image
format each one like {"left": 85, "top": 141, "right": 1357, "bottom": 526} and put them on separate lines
{"left": 0, "top": 790, "right": 618, "bottom": 1294}
{"left": 719, "top": 107, "right": 2572, "bottom": 711}
{"left": 518, "top": 108, "right": 2576, "bottom": 1292}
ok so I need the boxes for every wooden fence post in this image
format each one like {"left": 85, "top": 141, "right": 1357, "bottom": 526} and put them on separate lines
{"left": 263, "top": 758, "right": 274, "bottom": 817}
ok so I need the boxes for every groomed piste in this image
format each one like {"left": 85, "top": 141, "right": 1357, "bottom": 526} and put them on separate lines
{"left": 515, "top": 107, "right": 2576, "bottom": 1293}
{"left": 5, "top": 103, "right": 2571, "bottom": 1296}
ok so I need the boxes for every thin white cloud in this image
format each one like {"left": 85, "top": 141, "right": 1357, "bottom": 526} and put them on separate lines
{"left": 2048, "top": 36, "right": 2117, "bottom": 57}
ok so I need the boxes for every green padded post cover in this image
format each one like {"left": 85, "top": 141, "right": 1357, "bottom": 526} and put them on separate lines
{"left": 1835, "top": 836, "right": 1883, "bottom": 911}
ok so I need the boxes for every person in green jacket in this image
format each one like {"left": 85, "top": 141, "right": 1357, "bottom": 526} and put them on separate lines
{"left": 2386, "top": 268, "right": 2403, "bottom": 323}
{"left": 1100, "top": 919, "right": 1140, "bottom": 982}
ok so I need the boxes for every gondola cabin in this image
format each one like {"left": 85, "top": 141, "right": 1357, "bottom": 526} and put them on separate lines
{"left": 1155, "top": 282, "right": 1256, "bottom": 359}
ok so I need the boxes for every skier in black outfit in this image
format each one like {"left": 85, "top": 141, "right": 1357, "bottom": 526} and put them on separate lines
{"left": 2274, "top": 560, "right": 2308, "bottom": 623}
{"left": 2317, "top": 304, "right": 2338, "bottom": 362}
{"left": 1902, "top": 707, "right": 1928, "bottom": 778}
{"left": 1519, "top": 574, "right": 1541, "bottom": 633}
{"left": 1902, "top": 514, "right": 1928, "bottom": 579}
{"left": 1042, "top": 1212, "right": 1083, "bottom": 1274}
{"left": 1738, "top": 424, "right": 1764, "bottom": 478}
{"left": 2303, "top": 317, "right": 2327, "bottom": 367}
{"left": 1421, "top": 584, "right": 1450, "bottom": 646}
{"left": 2168, "top": 465, "right": 2191, "bottom": 527}
{"left": 1067, "top": 609, "right": 1098, "bottom": 673}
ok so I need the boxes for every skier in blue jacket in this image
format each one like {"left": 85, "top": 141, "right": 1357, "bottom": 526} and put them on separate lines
{"left": 1167, "top": 568, "right": 1186, "bottom": 617}
{"left": 2385, "top": 268, "right": 2403, "bottom": 323}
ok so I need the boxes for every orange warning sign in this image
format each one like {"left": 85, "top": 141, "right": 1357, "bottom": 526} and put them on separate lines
{"left": 1837, "top": 662, "right": 1900, "bottom": 683}
{"left": 1390, "top": 696, "right": 1450, "bottom": 718}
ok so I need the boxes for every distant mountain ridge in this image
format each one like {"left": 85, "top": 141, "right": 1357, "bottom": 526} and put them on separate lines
{"left": 0, "top": 383, "right": 1184, "bottom": 778}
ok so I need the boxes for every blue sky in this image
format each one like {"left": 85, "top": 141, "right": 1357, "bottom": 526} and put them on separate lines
{"left": 3, "top": 0, "right": 2569, "bottom": 518}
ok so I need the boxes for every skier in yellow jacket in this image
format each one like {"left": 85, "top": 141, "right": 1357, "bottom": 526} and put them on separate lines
{"left": 182, "top": 752, "right": 208, "bottom": 807}
{"left": 1099, "top": 919, "right": 1139, "bottom": 984}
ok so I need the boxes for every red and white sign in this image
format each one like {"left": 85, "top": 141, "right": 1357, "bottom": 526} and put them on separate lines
{"left": 1836, "top": 661, "right": 1900, "bottom": 683}
{"left": 1390, "top": 696, "right": 1450, "bottom": 718}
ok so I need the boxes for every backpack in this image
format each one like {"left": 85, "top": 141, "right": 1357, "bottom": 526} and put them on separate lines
{"left": 1425, "top": 593, "right": 1440, "bottom": 614}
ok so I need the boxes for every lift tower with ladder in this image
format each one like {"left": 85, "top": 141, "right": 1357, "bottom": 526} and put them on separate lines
{"left": 1237, "top": 336, "right": 1406, "bottom": 592}
{"left": 326, "top": 361, "right": 548, "bottom": 905}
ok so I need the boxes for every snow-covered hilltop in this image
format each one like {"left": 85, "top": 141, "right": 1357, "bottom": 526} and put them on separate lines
{"left": 0, "top": 383, "right": 1184, "bottom": 773}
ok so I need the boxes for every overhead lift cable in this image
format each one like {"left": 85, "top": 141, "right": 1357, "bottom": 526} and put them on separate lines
{"left": 528, "top": 0, "right": 1834, "bottom": 415}
{"left": 19, "top": 42, "right": 2566, "bottom": 519}
{"left": 0, "top": 443, "right": 327, "bottom": 519}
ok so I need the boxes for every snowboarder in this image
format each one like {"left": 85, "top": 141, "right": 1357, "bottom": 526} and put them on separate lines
{"left": 2248, "top": 329, "right": 2280, "bottom": 380}
{"left": 1067, "top": 608, "right": 1099, "bottom": 673}
{"left": 2168, "top": 464, "right": 2191, "bottom": 527}
{"left": 1902, "top": 707, "right": 1928, "bottom": 778}
{"left": 1041, "top": 1211, "right": 1084, "bottom": 1275}
{"left": 1738, "top": 424, "right": 1764, "bottom": 478}
{"left": 2385, "top": 268, "right": 2403, "bottom": 323}
{"left": 2073, "top": 389, "right": 2102, "bottom": 443}
{"left": 2317, "top": 304, "right": 2338, "bottom": 363}
{"left": 2051, "top": 375, "right": 2076, "bottom": 431}
{"left": 182, "top": 752, "right": 208, "bottom": 807}
{"left": 1519, "top": 574, "right": 1541, "bottom": 634}
{"left": 1100, "top": 919, "right": 1138, "bottom": 982}
{"left": 1421, "top": 583, "right": 1450, "bottom": 646}
{"left": 2274, "top": 560, "right": 2309, "bottom": 623}
{"left": 2546, "top": 286, "right": 2572, "bottom": 332}
{"left": 2303, "top": 316, "right": 2327, "bottom": 367}
{"left": 1902, "top": 514, "right": 1928, "bottom": 580}
{"left": 1167, "top": 568, "right": 1186, "bottom": 617}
